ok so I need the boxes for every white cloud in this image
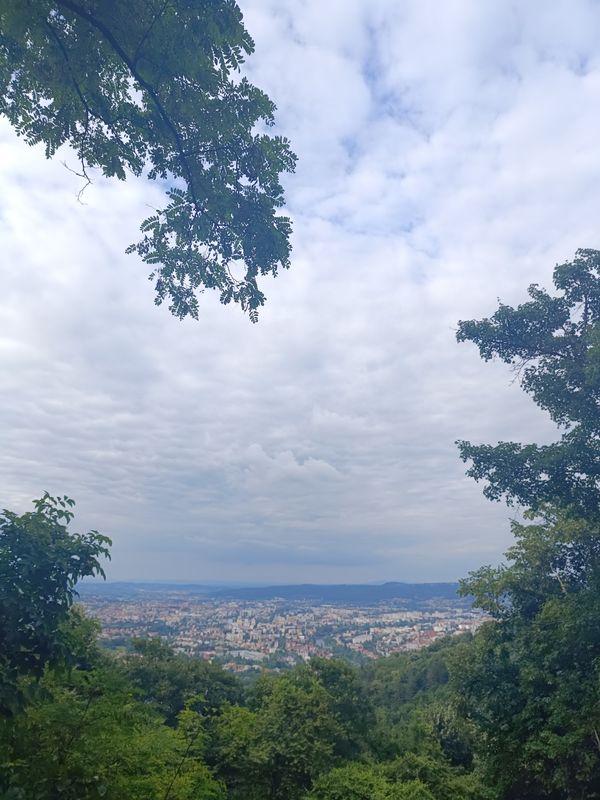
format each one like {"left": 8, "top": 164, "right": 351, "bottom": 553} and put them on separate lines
{"left": 2, "top": 0, "right": 598, "bottom": 582}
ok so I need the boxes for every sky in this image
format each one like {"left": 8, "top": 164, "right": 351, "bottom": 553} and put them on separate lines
{"left": 2, "top": 0, "right": 600, "bottom": 584}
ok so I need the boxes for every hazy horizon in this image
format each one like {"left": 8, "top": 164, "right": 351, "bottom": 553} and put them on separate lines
{"left": 79, "top": 577, "right": 461, "bottom": 587}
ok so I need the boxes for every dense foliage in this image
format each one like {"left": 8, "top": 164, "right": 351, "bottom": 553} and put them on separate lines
{"left": 453, "top": 509, "right": 600, "bottom": 798}
{"left": 0, "top": 615, "right": 486, "bottom": 799}
{"left": 456, "top": 248, "right": 600, "bottom": 515}
{"left": 0, "top": 0, "right": 296, "bottom": 321}
{"left": 0, "top": 493, "right": 110, "bottom": 715}
{"left": 453, "top": 250, "right": 600, "bottom": 798}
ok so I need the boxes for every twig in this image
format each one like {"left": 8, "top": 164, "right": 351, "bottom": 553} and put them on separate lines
{"left": 132, "top": 0, "right": 171, "bottom": 65}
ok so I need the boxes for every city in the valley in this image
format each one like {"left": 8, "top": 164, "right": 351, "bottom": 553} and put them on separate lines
{"left": 79, "top": 582, "right": 486, "bottom": 672}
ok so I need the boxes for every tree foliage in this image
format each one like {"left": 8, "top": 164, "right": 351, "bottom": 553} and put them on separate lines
{"left": 455, "top": 510, "right": 600, "bottom": 798}
{"left": 456, "top": 248, "right": 600, "bottom": 515}
{"left": 124, "top": 637, "right": 241, "bottom": 725}
{"left": 1, "top": 663, "right": 225, "bottom": 800}
{"left": 460, "top": 506, "right": 600, "bottom": 621}
{"left": 241, "top": 671, "right": 342, "bottom": 800}
{"left": 455, "top": 253, "right": 600, "bottom": 798}
{"left": 0, "top": 493, "right": 110, "bottom": 714}
{"left": 0, "top": 0, "right": 296, "bottom": 321}
{"left": 306, "top": 762, "right": 398, "bottom": 800}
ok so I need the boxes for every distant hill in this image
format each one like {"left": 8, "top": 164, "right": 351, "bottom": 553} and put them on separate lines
{"left": 212, "top": 581, "right": 460, "bottom": 604}
{"left": 77, "top": 580, "right": 462, "bottom": 605}
{"left": 76, "top": 581, "right": 215, "bottom": 597}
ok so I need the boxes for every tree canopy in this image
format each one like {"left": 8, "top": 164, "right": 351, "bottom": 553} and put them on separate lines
{"left": 0, "top": 0, "right": 296, "bottom": 321}
{"left": 456, "top": 248, "right": 600, "bottom": 516}
{"left": 454, "top": 249, "right": 600, "bottom": 798}
{"left": 0, "top": 493, "right": 110, "bottom": 714}
{"left": 455, "top": 508, "right": 600, "bottom": 798}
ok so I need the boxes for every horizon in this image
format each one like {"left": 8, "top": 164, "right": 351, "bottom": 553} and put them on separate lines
{"left": 79, "top": 577, "right": 461, "bottom": 587}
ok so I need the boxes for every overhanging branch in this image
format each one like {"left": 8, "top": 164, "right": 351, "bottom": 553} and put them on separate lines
{"left": 54, "top": 0, "right": 200, "bottom": 209}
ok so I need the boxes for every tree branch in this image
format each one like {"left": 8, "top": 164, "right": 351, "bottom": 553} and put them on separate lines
{"left": 44, "top": 17, "right": 93, "bottom": 196}
{"left": 132, "top": 0, "right": 171, "bottom": 66}
{"left": 54, "top": 0, "right": 201, "bottom": 210}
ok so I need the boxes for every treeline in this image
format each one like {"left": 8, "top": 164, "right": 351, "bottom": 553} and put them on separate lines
{"left": 1, "top": 499, "right": 600, "bottom": 798}
{"left": 0, "top": 589, "right": 483, "bottom": 798}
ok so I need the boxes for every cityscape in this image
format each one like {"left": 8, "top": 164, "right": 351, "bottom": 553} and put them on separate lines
{"left": 80, "top": 584, "right": 487, "bottom": 672}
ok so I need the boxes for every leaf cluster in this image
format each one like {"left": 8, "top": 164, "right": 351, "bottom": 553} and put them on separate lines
{"left": 0, "top": 0, "right": 296, "bottom": 320}
{"left": 456, "top": 248, "right": 600, "bottom": 514}
{"left": 0, "top": 493, "right": 111, "bottom": 714}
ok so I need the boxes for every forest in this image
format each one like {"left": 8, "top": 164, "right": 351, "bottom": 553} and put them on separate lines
{"left": 1, "top": 2, "right": 600, "bottom": 798}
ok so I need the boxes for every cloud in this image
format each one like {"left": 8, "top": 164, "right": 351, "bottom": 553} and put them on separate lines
{"left": 2, "top": 1, "right": 599, "bottom": 582}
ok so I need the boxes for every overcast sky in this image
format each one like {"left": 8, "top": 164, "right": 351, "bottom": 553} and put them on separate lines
{"left": 2, "top": 0, "right": 599, "bottom": 583}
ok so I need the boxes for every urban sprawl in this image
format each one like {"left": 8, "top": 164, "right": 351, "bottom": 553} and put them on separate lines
{"left": 81, "top": 590, "right": 486, "bottom": 672}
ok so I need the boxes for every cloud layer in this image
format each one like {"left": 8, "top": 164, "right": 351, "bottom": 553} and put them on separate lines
{"left": 2, "top": 0, "right": 599, "bottom": 582}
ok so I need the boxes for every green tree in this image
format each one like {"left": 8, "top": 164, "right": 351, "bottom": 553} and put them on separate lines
{"left": 306, "top": 762, "right": 396, "bottom": 800}
{"left": 212, "top": 670, "right": 342, "bottom": 800}
{"left": 454, "top": 509, "right": 600, "bottom": 799}
{"left": 456, "top": 248, "right": 600, "bottom": 515}
{"left": 305, "top": 657, "right": 372, "bottom": 759}
{"left": 0, "top": 493, "right": 110, "bottom": 714}
{"left": 256, "top": 675, "right": 340, "bottom": 800}
{"left": 384, "top": 752, "right": 486, "bottom": 800}
{"left": 0, "top": 0, "right": 296, "bottom": 321}
{"left": 389, "top": 782, "right": 437, "bottom": 800}
{"left": 0, "top": 663, "right": 225, "bottom": 800}
{"left": 307, "top": 760, "right": 475, "bottom": 800}
{"left": 461, "top": 507, "right": 600, "bottom": 621}
{"left": 211, "top": 704, "right": 269, "bottom": 800}
{"left": 124, "top": 637, "right": 241, "bottom": 725}
{"left": 455, "top": 254, "right": 600, "bottom": 797}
